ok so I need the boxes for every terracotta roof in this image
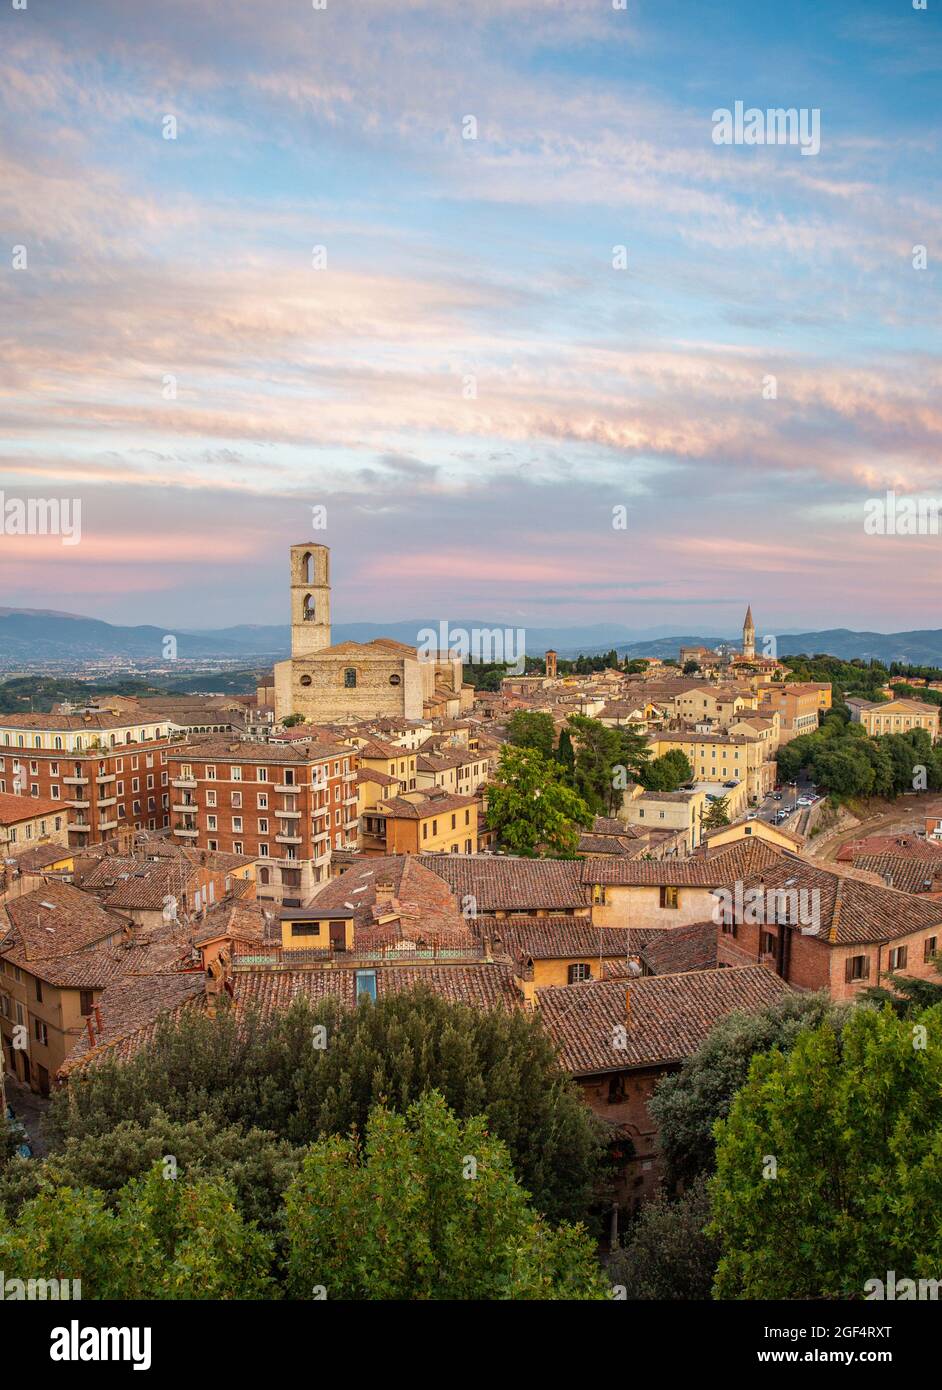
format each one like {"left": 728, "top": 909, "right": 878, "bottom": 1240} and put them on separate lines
{"left": 380, "top": 791, "right": 477, "bottom": 819}
{"left": 420, "top": 854, "right": 589, "bottom": 912}
{"left": 852, "top": 854, "right": 942, "bottom": 895}
{"left": 0, "top": 792, "right": 65, "bottom": 823}
{"left": 581, "top": 838, "right": 782, "bottom": 886}
{"left": 486, "top": 919, "right": 659, "bottom": 963}
{"left": 57, "top": 971, "right": 207, "bottom": 1076}
{"left": 537, "top": 965, "right": 791, "bottom": 1074}
{"left": 736, "top": 855, "right": 942, "bottom": 945}
{"left": 312, "top": 854, "right": 466, "bottom": 936}
{"left": 59, "top": 961, "right": 521, "bottom": 1079}
{"left": 0, "top": 881, "right": 127, "bottom": 962}
{"left": 640, "top": 921, "right": 717, "bottom": 975}
{"left": 836, "top": 834, "right": 942, "bottom": 863}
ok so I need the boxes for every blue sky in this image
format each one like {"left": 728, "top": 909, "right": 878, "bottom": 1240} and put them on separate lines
{"left": 0, "top": 0, "right": 939, "bottom": 635}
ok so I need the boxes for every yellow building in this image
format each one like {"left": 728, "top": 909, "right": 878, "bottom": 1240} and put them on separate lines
{"left": 648, "top": 730, "right": 776, "bottom": 803}
{"left": 278, "top": 906, "right": 354, "bottom": 952}
{"left": 379, "top": 789, "right": 481, "bottom": 855}
{"left": 621, "top": 787, "right": 707, "bottom": 852}
{"left": 851, "top": 698, "right": 940, "bottom": 740}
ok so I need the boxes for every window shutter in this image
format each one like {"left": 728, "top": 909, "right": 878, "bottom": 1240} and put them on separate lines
{"left": 844, "top": 957, "right": 854, "bottom": 982}
{"left": 862, "top": 956, "right": 870, "bottom": 980}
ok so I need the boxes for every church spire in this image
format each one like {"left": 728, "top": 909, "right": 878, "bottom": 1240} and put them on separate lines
{"left": 742, "top": 604, "right": 755, "bottom": 660}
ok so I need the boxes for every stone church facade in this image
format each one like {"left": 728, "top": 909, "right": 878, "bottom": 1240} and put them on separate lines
{"left": 273, "top": 544, "right": 470, "bottom": 724}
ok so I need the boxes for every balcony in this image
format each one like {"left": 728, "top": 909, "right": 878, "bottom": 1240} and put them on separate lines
{"left": 95, "top": 772, "right": 116, "bottom": 784}
{"left": 70, "top": 822, "right": 92, "bottom": 834}
{"left": 275, "top": 832, "right": 303, "bottom": 845}
{"left": 68, "top": 798, "right": 91, "bottom": 809}
{"left": 343, "top": 770, "right": 357, "bottom": 782}
{"left": 274, "top": 855, "right": 303, "bottom": 869}
{"left": 274, "top": 782, "right": 300, "bottom": 794}
{"left": 98, "top": 817, "right": 119, "bottom": 831}
{"left": 172, "top": 801, "right": 198, "bottom": 813}
{"left": 97, "top": 795, "right": 117, "bottom": 808}
{"left": 63, "top": 775, "right": 89, "bottom": 786}
{"left": 171, "top": 777, "right": 197, "bottom": 790}
{"left": 278, "top": 806, "right": 302, "bottom": 818}
{"left": 174, "top": 826, "right": 199, "bottom": 838}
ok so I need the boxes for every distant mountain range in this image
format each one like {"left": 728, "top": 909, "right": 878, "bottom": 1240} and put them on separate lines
{"left": 3, "top": 608, "right": 942, "bottom": 667}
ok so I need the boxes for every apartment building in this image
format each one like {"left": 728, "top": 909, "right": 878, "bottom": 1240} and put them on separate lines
{"left": 0, "top": 713, "right": 187, "bottom": 848}
{"left": 758, "top": 682, "right": 831, "bottom": 743}
{"left": 620, "top": 787, "right": 707, "bottom": 853}
{"left": 373, "top": 788, "right": 482, "bottom": 855}
{"left": 0, "top": 791, "right": 70, "bottom": 854}
{"left": 648, "top": 729, "right": 776, "bottom": 803}
{"left": 168, "top": 739, "right": 358, "bottom": 906}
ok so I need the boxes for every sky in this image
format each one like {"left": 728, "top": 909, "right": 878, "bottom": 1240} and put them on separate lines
{"left": 0, "top": 0, "right": 940, "bottom": 637}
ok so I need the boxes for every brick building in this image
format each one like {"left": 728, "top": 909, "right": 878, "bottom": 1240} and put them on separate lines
{"left": 168, "top": 738, "right": 358, "bottom": 906}
{"left": 0, "top": 713, "right": 187, "bottom": 848}
{"left": 715, "top": 854, "right": 942, "bottom": 1000}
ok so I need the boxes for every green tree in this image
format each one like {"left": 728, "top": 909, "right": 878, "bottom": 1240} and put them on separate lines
{"left": 0, "top": 1113, "right": 301, "bottom": 1236}
{"left": 284, "top": 1092, "right": 608, "bottom": 1301}
{"left": 555, "top": 726, "right": 575, "bottom": 779}
{"left": 608, "top": 1177, "right": 718, "bottom": 1299}
{"left": 0, "top": 1163, "right": 275, "bottom": 1300}
{"left": 281, "top": 713, "right": 304, "bottom": 727}
{"left": 486, "top": 744, "right": 592, "bottom": 856}
{"left": 506, "top": 710, "right": 556, "bottom": 760}
{"left": 649, "top": 992, "right": 849, "bottom": 1187}
{"left": 639, "top": 749, "right": 692, "bottom": 792}
{"left": 682, "top": 660, "right": 701, "bottom": 675}
{"left": 710, "top": 1004, "right": 942, "bottom": 1299}
{"left": 44, "top": 990, "right": 604, "bottom": 1227}
{"left": 702, "top": 796, "right": 731, "bottom": 829}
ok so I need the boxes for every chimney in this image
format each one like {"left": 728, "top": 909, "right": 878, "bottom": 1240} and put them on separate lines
{"left": 93, "top": 1003, "right": 103, "bottom": 1035}
{"left": 375, "top": 882, "right": 394, "bottom": 904}
{"left": 85, "top": 1015, "right": 96, "bottom": 1047}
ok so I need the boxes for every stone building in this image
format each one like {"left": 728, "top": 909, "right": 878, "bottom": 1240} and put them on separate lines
{"left": 273, "top": 544, "right": 470, "bottom": 724}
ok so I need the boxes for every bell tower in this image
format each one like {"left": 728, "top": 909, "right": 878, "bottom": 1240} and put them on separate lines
{"left": 742, "top": 604, "right": 755, "bottom": 661}
{"left": 290, "top": 543, "right": 331, "bottom": 657}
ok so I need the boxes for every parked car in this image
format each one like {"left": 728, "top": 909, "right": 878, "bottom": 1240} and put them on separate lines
{"left": 797, "top": 796, "right": 813, "bottom": 807}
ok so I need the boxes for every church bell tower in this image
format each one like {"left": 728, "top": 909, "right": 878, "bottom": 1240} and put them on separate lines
{"left": 290, "top": 544, "right": 332, "bottom": 657}
{"left": 742, "top": 604, "right": 755, "bottom": 661}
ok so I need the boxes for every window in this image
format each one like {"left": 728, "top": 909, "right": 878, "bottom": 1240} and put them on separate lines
{"left": 207, "top": 815, "right": 217, "bottom": 830}
{"left": 354, "top": 969, "right": 377, "bottom": 1003}
{"left": 232, "top": 791, "right": 243, "bottom": 808}
{"left": 79, "top": 990, "right": 94, "bottom": 1016}
{"left": 845, "top": 955, "right": 870, "bottom": 982}
{"left": 258, "top": 793, "right": 268, "bottom": 809}
{"left": 257, "top": 768, "right": 269, "bottom": 782}
{"left": 592, "top": 884, "right": 607, "bottom": 906}
{"left": 568, "top": 963, "right": 591, "bottom": 984}
{"left": 233, "top": 842, "right": 243, "bottom": 855}
{"left": 344, "top": 668, "right": 357, "bottom": 688}
{"left": 258, "top": 818, "right": 268, "bottom": 834}
{"left": 760, "top": 931, "right": 777, "bottom": 957}
{"left": 259, "top": 844, "right": 269, "bottom": 857}
{"left": 659, "top": 885, "right": 679, "bottom": 910}
{"left": 422, "top": 822, "right": 428, "bottom": 840}
{"left": 232, "top": 767, "right": 242, "bottom": 781}
{"left": 35, "top": 978, "right": 43, "bottom": 1002}
{"left": 888, "top": 946, "right": 908, "bottom": 971}
{"left": 207, "top": 790, "right": 217, "bottom": 807}
{"left": 33, "top": 1017, "right": 49, "bottom": 1046}
{"left": 924, "top": 936, "right": 938, "bottom": 963}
